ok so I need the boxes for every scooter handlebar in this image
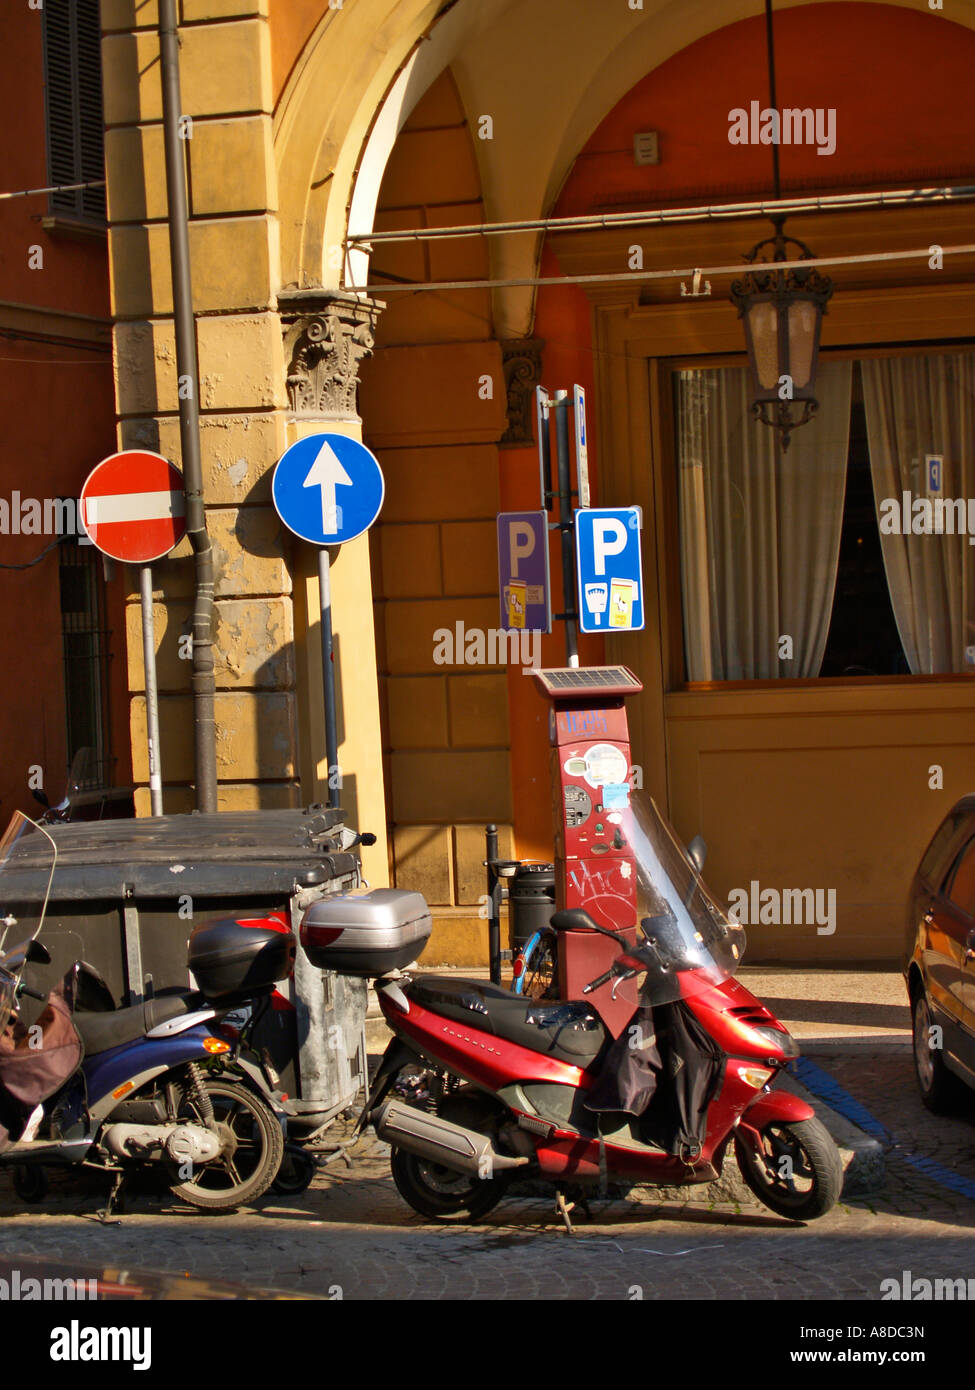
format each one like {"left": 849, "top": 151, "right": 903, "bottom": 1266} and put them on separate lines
{"left": 583, "top": 961, "right": 640, "bottom": 996}
{"left": 583, "top": 967, "right": 616, "bottom": 995}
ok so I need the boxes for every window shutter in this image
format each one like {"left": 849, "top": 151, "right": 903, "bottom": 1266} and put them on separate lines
{"left": 43, "top": 0, "right": 106, "bottom": 223}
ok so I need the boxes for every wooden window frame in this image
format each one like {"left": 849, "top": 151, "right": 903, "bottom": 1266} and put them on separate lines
{"left": 42, "top": 0, "right": 106, "bottom": 231}
{"left": 656, "top": 338, "right": 975, "bottom": 691}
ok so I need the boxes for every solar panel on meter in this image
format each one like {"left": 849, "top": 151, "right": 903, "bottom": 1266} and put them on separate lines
{"left": 530, "top": 666, "right": 643, "bottom": 700}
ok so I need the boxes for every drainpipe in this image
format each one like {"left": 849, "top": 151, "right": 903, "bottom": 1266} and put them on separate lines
{"left": 158, "top": 0, "right": 217, "bottom": 812}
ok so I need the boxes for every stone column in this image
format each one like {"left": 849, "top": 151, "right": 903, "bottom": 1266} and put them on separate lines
{"left": 102, "top": 0, "right": 298, "bottom": 815}
{"left": 279, "top": 290, "right": 390, "bottom": 887}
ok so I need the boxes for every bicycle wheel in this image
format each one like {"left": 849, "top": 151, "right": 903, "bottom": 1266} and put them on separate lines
{"left": 511, "top": 931, "right": 541, "bottom": 994}
{"left": 519, "top": 929, "right": 558, "bottom": 1000}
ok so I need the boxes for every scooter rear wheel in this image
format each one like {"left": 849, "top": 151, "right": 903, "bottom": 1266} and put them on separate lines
{"left": 168, "top": 1077, "right": 284, "bottom": 1211}
{"left": 734, "top": 1116, "right": 842, "bottom": 1220}
{"left": 390, "top": 1145, "right": 509, "bottom": 1223}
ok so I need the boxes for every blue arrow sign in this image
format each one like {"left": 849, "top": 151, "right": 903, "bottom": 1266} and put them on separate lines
{"left": 575, "top": 506, "right": 644, "bottom": 633}
{"left": 272, "top": 433, "right": 385, "bottom": 545}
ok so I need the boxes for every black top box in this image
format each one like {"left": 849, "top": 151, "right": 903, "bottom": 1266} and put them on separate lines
{"left": 188, "top": 915, "right": 296, "bottom": 1003}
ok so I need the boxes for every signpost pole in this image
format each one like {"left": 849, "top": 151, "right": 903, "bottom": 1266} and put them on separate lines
{"left": 554, "top": 391, "right": 579, "bottom": 667}
{"left": 536, "top": 387, "right": 552, "bottom": 513}
{"left": 272, "top": 432, "right": 385, "bottom": 814}
{"left": 318, "top": 547, "right": 340, "bottom": 810}
{"left": 484, "top": 823, "right": 501, "bottom": 986}
{"left": 139, "top": 565, "right": 164, "bottom": 817}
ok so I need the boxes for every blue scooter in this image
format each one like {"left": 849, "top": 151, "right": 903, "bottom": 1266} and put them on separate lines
{"left": 0, "top": 813, "right": 287, "bottom": 1217}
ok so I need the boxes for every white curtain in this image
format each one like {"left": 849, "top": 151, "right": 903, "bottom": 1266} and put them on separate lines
{"left": 861, "top": 353, "right": 975, "bottom": 674}
{"left": 678, "top": 361, "right": 853, "bottom": 679}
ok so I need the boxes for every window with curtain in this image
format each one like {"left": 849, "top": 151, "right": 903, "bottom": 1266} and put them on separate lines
{"left": 675, "top": 349, "right": 975, "bottom": 680}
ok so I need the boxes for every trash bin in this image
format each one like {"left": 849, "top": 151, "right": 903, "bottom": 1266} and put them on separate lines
{"left": 3, "top": 807, "right": 368, "bottom": 1132}
{"left": 508, "top": 862, "right": 556, "bottom": 950}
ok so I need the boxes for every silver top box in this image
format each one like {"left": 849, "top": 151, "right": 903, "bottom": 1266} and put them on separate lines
{"left": 300, "top": 888, "right": 432, "bottom": 976}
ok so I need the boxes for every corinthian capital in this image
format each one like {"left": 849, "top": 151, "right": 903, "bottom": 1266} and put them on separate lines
{"left": 279, "top": 290, "right": 384, "bottom": 421}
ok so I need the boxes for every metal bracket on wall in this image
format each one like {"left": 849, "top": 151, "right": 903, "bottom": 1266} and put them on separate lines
{"left": 680, "top": 269, "right": 712, "bottom": 297}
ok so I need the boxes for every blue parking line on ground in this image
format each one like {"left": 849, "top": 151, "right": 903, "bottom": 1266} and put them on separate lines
{"left": 793, "top": 1058, "right": 891, "bottom": 1144}
{"left": 795, "top": 1056, "right": 975, "bottom": 1202}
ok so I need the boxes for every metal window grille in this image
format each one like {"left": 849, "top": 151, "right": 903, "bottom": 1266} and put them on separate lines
{"left": 42, "top": 0, "right": 106, "bottom": 224}
{"left": 58, "top": 535, "right": 112, "bottom": 790}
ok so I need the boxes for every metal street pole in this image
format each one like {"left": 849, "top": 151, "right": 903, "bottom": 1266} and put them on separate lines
{"left": 318, "top": 547, "right": 340, "bottom": 809}
{"left": 159, "top": 0, "right": 217, "bottom": 812}
{"left": 139, "top": 566, "right": 164, "bottom": 817}
{"left": 485, "top": 824, "right": 501, "bottom": 986}
{"left": 554, "top": 391, "right": 579, "bottom": 667}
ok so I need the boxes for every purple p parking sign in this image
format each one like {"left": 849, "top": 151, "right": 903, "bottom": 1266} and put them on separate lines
{"left": 497, "top": 511, "right": 552, "bottom": 633}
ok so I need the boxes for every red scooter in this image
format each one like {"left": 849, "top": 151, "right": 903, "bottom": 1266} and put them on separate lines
{"left": 353, "top": 795, "right": 842, "bottom": 1227}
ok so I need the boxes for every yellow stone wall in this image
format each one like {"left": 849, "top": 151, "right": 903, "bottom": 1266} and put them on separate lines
{"left": 101, "top": 0, "right": 389, "bottom": 888}
{"left": 359, "top": 74, "right": 516, "bottom": 955}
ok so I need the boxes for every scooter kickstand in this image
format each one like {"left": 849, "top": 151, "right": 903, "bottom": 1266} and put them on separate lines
{"left": 319, "top": 1142, "right": 354, "bottom": 1169}
{"left": 96, "top": 1172, "right": 125, "bottom": 1225}
{"left": 555, "top": 1190, "right": 576, "bottom": 1235}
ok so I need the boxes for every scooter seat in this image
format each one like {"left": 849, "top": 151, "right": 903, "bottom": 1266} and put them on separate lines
{"left": 74, "top": 991, "right": 206, "bottom": 1057}
{"left": 405, "top": 976, "right": 608, "bottom": 1069}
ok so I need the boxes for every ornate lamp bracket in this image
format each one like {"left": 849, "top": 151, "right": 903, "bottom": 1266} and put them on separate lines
{"left": 729, "top": 218, "right": 833, "bottom": 450}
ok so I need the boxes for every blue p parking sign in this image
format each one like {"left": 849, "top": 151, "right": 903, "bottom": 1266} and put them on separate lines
{"left": 575, "top": 506, "right": 644, "bottom": 633}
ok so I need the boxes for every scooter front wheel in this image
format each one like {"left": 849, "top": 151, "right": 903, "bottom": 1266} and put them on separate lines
{"left": 734, "top": 1116, "right": 841, "bottom": 1220}
{"left": 390, "top": 1146, "right": 509, "bottom": 1223}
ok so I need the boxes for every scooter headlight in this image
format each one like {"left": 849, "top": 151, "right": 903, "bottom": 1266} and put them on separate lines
{"left": 750, "top": 1025, "right": 800, "bottom": 1059}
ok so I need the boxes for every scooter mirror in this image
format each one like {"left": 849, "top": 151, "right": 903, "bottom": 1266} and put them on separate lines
{"left": 687, "top": 834, "right": 707, "bottom": 873}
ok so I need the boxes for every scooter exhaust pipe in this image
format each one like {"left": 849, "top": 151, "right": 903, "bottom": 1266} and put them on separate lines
{"left": 373, "top": 1100, "right": 528, "bottom": 1177}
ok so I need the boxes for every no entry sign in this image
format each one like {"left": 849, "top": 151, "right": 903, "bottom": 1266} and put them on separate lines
{"left": 80, "top": 451, "right": 186, "bottom": 564}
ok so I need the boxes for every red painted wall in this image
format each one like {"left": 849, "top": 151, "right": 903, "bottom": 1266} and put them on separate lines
{"left": 0, "top": 8, "right": 128, "bottom": 826}
{"left": 555, "top": 3, "right": 975, "bottom": 214}
{"left": 504, "top": 1, "right": 975, "bottom": 863}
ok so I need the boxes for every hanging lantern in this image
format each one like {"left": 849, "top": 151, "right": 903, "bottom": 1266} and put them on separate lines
{"left": 730, "top": 217, "right": 834, "bottom": 449}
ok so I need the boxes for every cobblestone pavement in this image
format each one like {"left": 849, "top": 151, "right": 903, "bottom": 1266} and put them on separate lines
{"left": 1, "top": 1047, "right": 973, "bottom": 1301}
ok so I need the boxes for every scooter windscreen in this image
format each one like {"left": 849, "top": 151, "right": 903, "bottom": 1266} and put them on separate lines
{"left": 608, "top": 794, "right": 746, "bottom": 1009}
{"left": 0, "top": 813, "right": 57, "bottom": 1033}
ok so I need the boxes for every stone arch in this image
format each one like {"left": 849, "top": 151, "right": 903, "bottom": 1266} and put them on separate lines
{"left": 273, "top": 0, "right": 523, "bottom": 293}
{"left": 276, "top": 0, "right": 964, "bottom": 335}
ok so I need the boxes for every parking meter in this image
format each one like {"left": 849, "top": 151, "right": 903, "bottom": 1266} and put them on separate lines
{"left": 530, "top": 666, "right": 644, "bottom": 1035}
